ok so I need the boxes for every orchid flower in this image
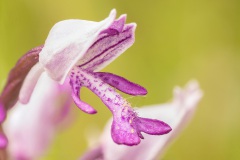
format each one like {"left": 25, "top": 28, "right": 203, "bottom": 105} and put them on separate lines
{"left": 11, "top": 9, "right": 172, "bottom": 146}
{"left": 80, "top": 81, "right": 203, "bottom": 160}
{"left": 0, "top": 8, "right": 204, "bottom": 160}
{"left": 3, "top": 72, "right": 72, "bottom": 160}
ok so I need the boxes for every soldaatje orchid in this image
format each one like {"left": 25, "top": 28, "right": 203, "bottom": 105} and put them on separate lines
{"left": 0, "top": 8, "right": 172, "bottom": 150}
{"left": 0, "top": 8, "right": 203, "bottom": 160}
{"left": 16, "top": 9, "right": 172, "bottom": 146}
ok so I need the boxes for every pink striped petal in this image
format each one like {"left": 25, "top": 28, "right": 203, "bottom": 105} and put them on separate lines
{"left": 78, "top": 23, "right": 136, "bottom": 72}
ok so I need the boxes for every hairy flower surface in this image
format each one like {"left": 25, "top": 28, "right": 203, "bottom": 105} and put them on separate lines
{"left": 80, "top": 81, "right": 203, "bottom": 160}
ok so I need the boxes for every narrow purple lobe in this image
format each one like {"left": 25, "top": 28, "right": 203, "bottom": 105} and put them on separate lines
{"left": 94, "top": 72, "right": 147, "bottom": 95}
{"left": 70, "top": 70, "right": 97, "bottom": 114}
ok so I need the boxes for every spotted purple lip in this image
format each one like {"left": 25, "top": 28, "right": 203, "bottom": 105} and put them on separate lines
{"left": 70, "top": 69, "right": 171, "bottom": 145}
{"left": 66, "top": 11, "right": 171, "bottom": 145}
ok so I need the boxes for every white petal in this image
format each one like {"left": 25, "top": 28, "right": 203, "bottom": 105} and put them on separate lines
{"left": 18, "top": 62, "right": 44, "bottom": 104}
{"left": 39, "top": 9, "right": 116, "bottom": 83}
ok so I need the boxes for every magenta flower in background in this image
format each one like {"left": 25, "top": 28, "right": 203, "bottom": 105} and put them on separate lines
{"left": 81, "top": 81, "right": 203, "bottom": 160}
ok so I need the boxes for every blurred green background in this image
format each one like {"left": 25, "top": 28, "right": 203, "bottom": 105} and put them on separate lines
{"left": 1, "top": 0, "right": 240, "bottom": 159}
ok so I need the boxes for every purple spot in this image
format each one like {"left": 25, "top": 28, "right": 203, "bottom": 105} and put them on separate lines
{"left": 104, "top": 77, "right": 109, "bottom": 81}
{"left": 112, "top": 80, "right": 119, "bottom": 86}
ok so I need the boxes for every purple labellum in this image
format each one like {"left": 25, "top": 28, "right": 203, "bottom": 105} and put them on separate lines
{"left": 94, "top": 72, "right": 147, "bottom": 96}
{"left": 70, "top": 67, "right": 171, "bottom": 145}
{"left": 111, "top": 110, "right": 172, "bottom": 146}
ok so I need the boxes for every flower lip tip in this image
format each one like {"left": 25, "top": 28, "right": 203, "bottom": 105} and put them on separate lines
{"left": 89, "top": 110, "right": 98, "bottom": 114}
{"left": 165, "top": 126, "right": 172, "bottom": 134}
{"left": 160, "top": 122, "right": 172, "bottom": 135}
{"left": 132, "top": 87, "right": 147, "bottom": 96}
{"left": 80, "top": 108, "right": 98, "bottom": 114}
{"left": 140, "top": 88, "right": 148, "bottom": 95}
